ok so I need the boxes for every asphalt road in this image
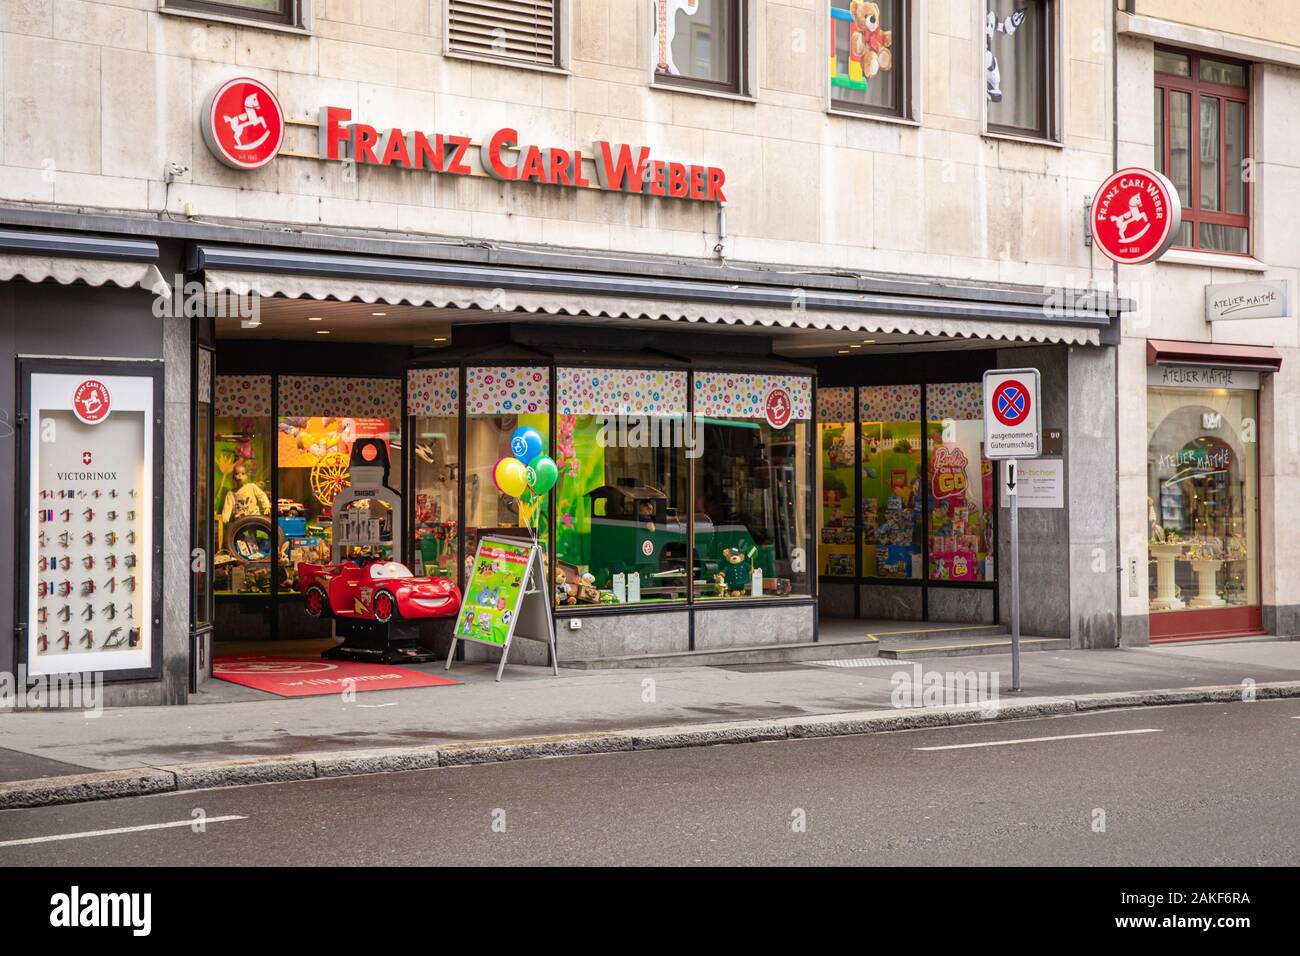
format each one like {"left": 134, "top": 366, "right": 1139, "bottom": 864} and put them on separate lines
{"left": 1, "top": 698, "right": 1297, "bottom": 866}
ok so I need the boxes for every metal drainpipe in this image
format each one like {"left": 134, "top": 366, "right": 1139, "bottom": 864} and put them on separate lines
{"left": 1111, "top": 1, "right": 1126, "bottom": 647}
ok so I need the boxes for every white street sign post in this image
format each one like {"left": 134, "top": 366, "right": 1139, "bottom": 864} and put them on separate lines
{"left": 983, "top": 369, "right": 1042, "bottom": 693}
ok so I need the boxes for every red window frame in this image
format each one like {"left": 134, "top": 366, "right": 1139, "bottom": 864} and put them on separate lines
{"left": 1154, "top": 47, "right": 1251, "bottom": 255}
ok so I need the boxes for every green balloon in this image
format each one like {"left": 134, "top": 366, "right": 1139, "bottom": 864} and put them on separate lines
{"left": 526, "top": 455, "right": 559, "bottom": 494}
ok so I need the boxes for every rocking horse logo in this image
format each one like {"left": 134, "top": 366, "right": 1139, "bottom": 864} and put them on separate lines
{"left": 202, "top": 77, "right": 286, "bottom": 171}
{"left": 1109, "top": 194, "right": 1151, "bottom": 244}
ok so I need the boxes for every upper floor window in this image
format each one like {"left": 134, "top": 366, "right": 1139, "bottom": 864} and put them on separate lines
{"left": 1154, "top": 48, "right": 1250, "bottom": 254}
{"left": 447, "top": 0, "right": 562, "bottom": 68}
{"left": 985, "top": 0, "right": 1056, "bottom": 139}
{"left": 166, "top": 0, "right": 301, "bottom": 26}
{"left": 829, "top": 0, "right": 909, "bottom": 118}
{"left": 654, "top": 0, "right": 746, "bottom": 95}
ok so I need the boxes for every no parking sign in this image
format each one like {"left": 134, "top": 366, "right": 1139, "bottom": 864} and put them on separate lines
{"left": 983, "top": 369, "right": 1041, "bottom": 460}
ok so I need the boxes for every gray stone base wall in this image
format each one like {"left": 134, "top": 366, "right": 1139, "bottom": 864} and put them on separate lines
{"left": 818, "top": 582, "right": 855, "bottom": 618}
{"left": 553, "top": 610, "right": 690, "bottom": 661}
{"left": 1119, "top": 614, "right": 1150, "bottom": 647}
{"left": 858, "top": 584, "right": 923, "bottom": 620}
{"left": 927, "top": 587, "right": 994, "bottom": 624}
{"left": 1262, "top": 605, "right": 1300, "bottom": 638}
{"left": 693, "top": 603, "right": 815, "bottom": 650}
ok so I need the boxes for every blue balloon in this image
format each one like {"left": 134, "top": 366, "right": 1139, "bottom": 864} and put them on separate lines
{"left": 510, "top": 426, "right": 543, "bottom": 463}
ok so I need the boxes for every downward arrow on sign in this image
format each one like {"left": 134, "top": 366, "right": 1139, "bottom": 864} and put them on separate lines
{"left": 1007, "top": 463, "right": 1017, "bottom": 490}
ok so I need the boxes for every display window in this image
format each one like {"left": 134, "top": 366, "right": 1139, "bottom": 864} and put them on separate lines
{"left": 409, "top": 368, "right": 460, "bottom": 580}
{"left": 926, "top": 382, "right": 994, "bottom": 582}
{"left": 463, "top": 367, "right": 550, "bottom": 582}
{"left": 22, "top": 363, "right": 162, "bottom": 679}
{"left": 554, "top": 367, "right": 691, "bottom": 607}
{"left": 275, "top": 376, "right": 402, "bottom": 592}
{"left": 692, "top": 372, "right": 811, "bottom": 601}
{"left": 817, "top": 387, "right": 856, "bottom": 577}
{"left": 861, "top": 385, "right": 923, "bottom": 579}
{"left": 213, "top": 375, "right": 273, "bottom": 595}
{"left": 1146, "top": 382, "right": 1260, "bottom": 638}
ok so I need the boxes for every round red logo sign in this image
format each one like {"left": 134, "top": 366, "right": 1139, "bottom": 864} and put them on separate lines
{"left": 72, "top": 379, "right": 111, "bottom": 425}
{"left": 764, "top": 387, "right": 793, "bottom": 429}
{"left": 1090, "top": 167, "right": 1182, "bottom": 264}
{"left": 991, "top": 380, "right": 1030, "bottom": 427}
{"left": 202, "top": 77, "right": 285, "bottom": 170}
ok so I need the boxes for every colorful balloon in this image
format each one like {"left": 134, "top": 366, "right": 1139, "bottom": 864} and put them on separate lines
{"left": 492, "top": 456, "right": 528, "bottom": 497}
{"left": 526, "top": 455, "right": 559, "bottom": 494}
{"left": 510, "top": 426, "right": 543, "bottom": 463}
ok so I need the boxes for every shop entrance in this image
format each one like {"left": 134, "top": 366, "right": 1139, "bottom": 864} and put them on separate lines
{"left": 805, "top": 347, "right": 1010, "bottom": 633}
{"left": 204, "top": 298, "right": 820, "bottom": 665}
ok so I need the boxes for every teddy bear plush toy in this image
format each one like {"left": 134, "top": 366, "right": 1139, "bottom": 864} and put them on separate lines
{"left": 721, "top": 546, "right": 755, "bottom": 598}
{"left": 850, "top": 1, "right": 893, "bottom": 79}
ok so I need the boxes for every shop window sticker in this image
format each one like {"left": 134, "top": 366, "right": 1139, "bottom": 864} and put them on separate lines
{"left": 407, "top": 368, "right": 460, "bottom": 417}
{"left": 466, "top": 366, "right": 550, "bottom": 415}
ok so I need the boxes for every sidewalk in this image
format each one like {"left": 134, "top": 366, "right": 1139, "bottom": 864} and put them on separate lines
{"left": 2, "top": 639, "right": 1298, "bottom": 806}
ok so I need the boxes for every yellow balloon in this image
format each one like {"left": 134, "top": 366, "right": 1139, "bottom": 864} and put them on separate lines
{"left": 494, "top": 457, "right": 529, "bottom": 498}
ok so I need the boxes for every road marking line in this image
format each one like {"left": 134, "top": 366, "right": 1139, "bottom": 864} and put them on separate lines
{"left": 914, "top": 728, "right": 1163, "bottom": 751}
{"left": 0, "top": 815, "right": 248, "bottom": 848}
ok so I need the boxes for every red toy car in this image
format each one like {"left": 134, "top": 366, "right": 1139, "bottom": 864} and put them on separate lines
{"left": 297, "top": 559, "right": 461, "bottom": 623}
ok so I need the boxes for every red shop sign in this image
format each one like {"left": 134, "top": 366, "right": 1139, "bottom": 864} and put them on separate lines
{"left": 1090, "top": 167, "right": 1182, "bottom": 264}
{"left": 203, "top": 77, "right": 286, "bottom": 171}
{"left": 72, "top": 379, "right": 111, "bottom": 425}
{"left": 765, "top": 387, "right": 793, "bottom": 429}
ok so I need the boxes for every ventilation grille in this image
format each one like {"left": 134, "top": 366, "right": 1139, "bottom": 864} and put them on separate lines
{"left": 447, "top": 0, "right": 557, "bottom": 66}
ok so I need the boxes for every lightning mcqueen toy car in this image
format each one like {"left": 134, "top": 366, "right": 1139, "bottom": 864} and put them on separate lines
{"left": 297, "top": 560, "right": 461, "bottom": 623}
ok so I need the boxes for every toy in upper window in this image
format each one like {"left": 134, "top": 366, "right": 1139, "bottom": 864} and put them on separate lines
{"left": 985, "top": 7, "right": 1028, "bottom": 104}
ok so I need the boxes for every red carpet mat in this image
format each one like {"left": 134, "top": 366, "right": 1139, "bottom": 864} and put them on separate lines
{"left": 213, "top": 656, "right": 460, "bottom": 698}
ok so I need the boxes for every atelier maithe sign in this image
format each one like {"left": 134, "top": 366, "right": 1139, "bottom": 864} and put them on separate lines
{"left": 1205, "top": 280, "right": 1291, "bottom": 322}
{"left": 202, "top": 77, "right": 727, "bottom": 203}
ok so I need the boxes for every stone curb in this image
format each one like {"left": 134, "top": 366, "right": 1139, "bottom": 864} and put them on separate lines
{"left": 1, "top": 680, "right": 1298, "bottom": 810}
{"left": 0, "top": 768, "right": 177, "bottom": 810}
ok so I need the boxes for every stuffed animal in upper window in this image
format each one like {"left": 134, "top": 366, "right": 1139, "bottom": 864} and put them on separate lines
{"left": 985, "top": 7, "right": 1028, "bottom": 103}
{"left": 849, "top": 1, "right": 894, "bottom": 79}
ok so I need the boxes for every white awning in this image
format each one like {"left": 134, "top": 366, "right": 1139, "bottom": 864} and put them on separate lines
{"left": 204, "top": 269, "right": 1100, "bottom": 347}
{"left": 0, "top": 254, "right": 169, "bottom": 295}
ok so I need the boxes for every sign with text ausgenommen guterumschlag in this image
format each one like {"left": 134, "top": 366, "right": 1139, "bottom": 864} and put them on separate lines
{"left": 453, "top": 538, "right": 533, "bottom": 647}
{"left": 982, "top": 368, "right": 1041, "bottom": 460}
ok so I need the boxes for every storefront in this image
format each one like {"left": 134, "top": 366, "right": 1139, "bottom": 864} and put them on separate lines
{"left": 207, "top": 312, "right": 817, "bottom": 662}
{"left": 815, "top": 353, "right": 1001, "bottom": 624}
{"left": 1, "top": 220, "right": 1122, "bottom": 702}
{"left": 1143, "top": 342, "right": 1279, "bottom": 642}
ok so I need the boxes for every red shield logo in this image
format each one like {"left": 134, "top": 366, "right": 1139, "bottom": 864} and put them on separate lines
{"left": 1090, "top": 167, "right": 1182, "bottom": 264}
{"left": 203, "top": 77, "right": 285, "bottom": 170}
{"left": 764, "top": 387, "right": 793, "bottom": 429}
{"left": 72, "top": 379, "right": 111, "bottom": 425}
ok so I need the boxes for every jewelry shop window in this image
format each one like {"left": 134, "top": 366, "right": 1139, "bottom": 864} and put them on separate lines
{"left": 409, "top": 368, "right": 461, "bottom": 580}
{"left": 1147, "top": 375, "right": 1259, "bottom": 639}
{"left": 555, "top": 367, "right": 690, "bottom": 607}
{"left": 693, "top": 372, "right": 812, "bottom": 601}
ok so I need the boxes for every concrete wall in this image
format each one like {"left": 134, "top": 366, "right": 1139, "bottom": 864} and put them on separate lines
{"left": 1132, "top": 0, "right": 1300, "bottom": 50}
{"left": 1116, "top": 35, "right": 1300, "bottom": 642}
{"left": 0, "top": 279, "right": 190, "bottom": 705}
{"left": 0, "top": 0, "right": 1112, "bottom": 284}
{"left": 995, "top": 344, "right": 1074, "bottom": 641}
